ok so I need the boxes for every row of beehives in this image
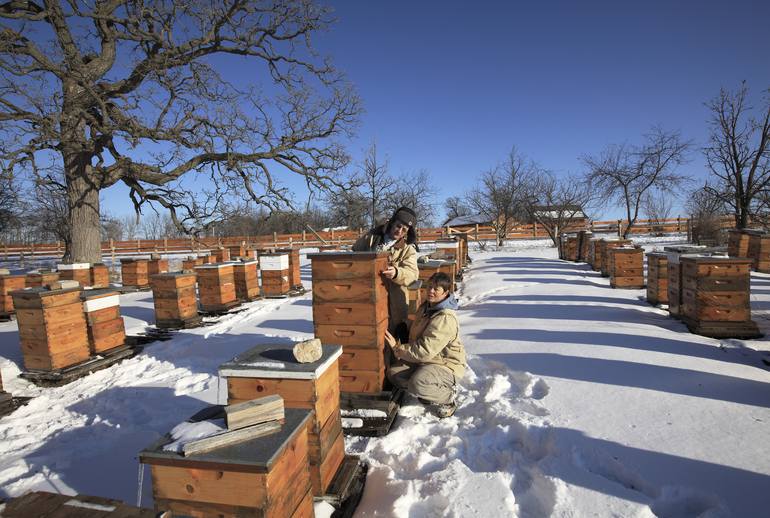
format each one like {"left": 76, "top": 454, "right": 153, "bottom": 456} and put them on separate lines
{"left": 727, "top": 228, "right": 770, "bottom": 273}
{"left": 560, "top": 233, "right": 761, "bottom": 339}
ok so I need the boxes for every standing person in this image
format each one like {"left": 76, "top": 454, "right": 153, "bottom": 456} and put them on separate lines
{"left": 384, "top": 272, "right": 465, "bottom": 418}
{"left": 352, "top": 206, "right": 419, "bottom": 333}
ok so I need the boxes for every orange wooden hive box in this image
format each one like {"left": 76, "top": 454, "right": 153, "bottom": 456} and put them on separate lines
{"left": 81, "top": 289, "right": 125, "bottom": 354}
{"left": 57, "top": 262, "right": 91, "bottom": 286}
{"left": 577, "top": 231, "right": 592, "bottom": 262}
{"left": 181, "top": 256, "right": 204, "bottom": 271}
{"left": 260, "top": 253, "right": 291, "bottom": 297}
{"left": 151, "top": 272, "right": 201, "bottom": 329}
{"left": 148, "top": 258, "right": 169, "bottom": 276}
{"left": 220, "top": 343, "right": 345, "bottom": 496}
{"left": 274, "top": 248, "right": 302, "bottom": 290}
{"left": 645, "top": 252, "right": 669, "bottom": 305}
{"left": 432, "top": 238, "right": 459, "bottom": 263}
{"left": 12, "top": 287, "right": 91, "bottom": 371}
{"left": 195, "top": 263, "right": 239, "bottom": 312}
{"left": 599, "top": 239, "right": 632, "bottom": 277}
{"left": 233, "top": 260, "right": 261, "bottom": 302}
{"left": 121, "top": 258, "right": 150, "bottom": 287}
{"left": 727, "top": 229, "right": 754, "bottom": 259}
{"left": 214, "top": 247, "right": 231, "bottom": 263}
{"left": 0, "top": 273, "right": 26, "bottom": 315}
{"left": 228, "top": 244, "right": 246, "bottom": 259}
{"left": 608, "top": 246, "right": 645, "bottom": 289}
{"left": 746, "top": 232, "right": 770, "bottom": 272}
{"left": 90, "top": 263, "right": 110, "bottom": 288}
{"left": 139, "top": 407, "right": 314, "bottom": 518}
{"left": 680, "top": 255, "right": 760, "bottom": 338}
{"left": 587, "top": 238, "right": 601, "bottom": 269}
{"left": 2, "top": 491, "right": 157, "bottom": 517}
{"left": 664, "top": 245, "right": 707, "bottom": 319}
{"left": 309, "top": 251, "right": 389, "bottom": 393}
{"left": 25, "top": 270, "right": 59, "bottom": 289}
{"left": 564, "top": 235, "right": 578, "bottom": 261}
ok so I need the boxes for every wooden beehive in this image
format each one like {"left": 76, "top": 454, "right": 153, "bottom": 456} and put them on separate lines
{"left": 140, "top": 407, "right": 313, "bottom": 518}
{"left": 310, "top": 251, "right": 389, "bottom": 393}
{"left": 665, "top": 246, "right": 707, "bottom": 319}
{"left": 195, "top": 263, "right": 238, "bottom": 312}
{"left": 0, "top": 273, "right": 26, "bottom": 315}
{"left": 260, "top": 253, "right": 291, "bottom": 297}
{"left": 645, "top": 252, "right": 669, "bottom": 305}
{"left": 680, "top": 256, "right": 760, "bottom": 338}
{"left": 81, "top": 289, "right": 125, "bottom": 354}
{"left": 455, "top": 233, "right": 469, "bottom": 269}
{"left": 12, "top": 287, "right": 90, "bottom": 371}
{"left": 432, "top": 238, "right": 459, "bottom": 263}
{"left": 228, "top": 244, "right": 246, "bottom": 259}
{"left": 58, "top": 263, "right": 91, "bottom": 286}
{"left": 2, "top": 491, "right": 157, "bottom": 517}
{"left": 147, "top": 258, "right": 169, "bottom": 276}
{"left": 25, "top": 270, "right": 59, "bottom": 288}
{"left": 181, "top": 256, "right": 204, "bottom": 271}
{"left": 600, "top": 239, "right": 632, "bottom": 277}
{"left": 577, "top": 231, "right": 592, "bottom": 262}
{"left": 151, "top": 272, "right": 200, "bottom": 329}
{"left": 245, "top": 248, "right": 259, "bottom": 259}
{"left": 90, "top": 263, "right": 110, "bottom": 288}
{"left": 121, "top": 259, "right": 150, "bottom": 287}
{"left": 220, "top": 344, "right": 344, "bottom": 496}
{"left": 200, "top": 253, "right": 214, "bottom": 264}
{"left": 214, "top": 247, "right": 231, "bottom": 263}
{"left": 727, "top": 229, "right": 754, "bottom": 258}
{"left": 587, "top": 238, "right": 601, "bottom": 269}
{"left": 564, "top": 235, "right": 578, "bottom": 261}
{"left": 233, "top": 260, "right": 260, "bottom": 301}
{"left": 407, "top": 279, "right": 423, "bottom": 321}
{"left": 609, "top": 246, "right": 645, "bottom": 289}
{"left": 275, "top": 248, "right": 302, "bottom": 289}
{"left": 746, "top": 232, "right": 770, "bottom": 272}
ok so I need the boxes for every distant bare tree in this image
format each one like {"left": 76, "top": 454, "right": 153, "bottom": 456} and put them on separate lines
{"left": 702, "top": 83, "right": 770, "bottom": 228}
{"left": 0, "top": 172, "right": 22, "bottom": 235}
{"left": 384, "top": 169, "right": 439, "bottom": 227}
{"left": 583, "top": 127, "right": 691, "bottom": 238}
{"left": 687, "top": 185, "right": 728, "bottom": 244}
{"left": 445, "top": 196, "right": 471, "bottom": 222}
{"left": 359, "top": 142, "right": 392, "bottom": 227}
{"left": 466, "top": 148, "right": 537, "bottom": 246}
{"left": 324, "top": 187, "right": 369, "bottom": 230}
{"left": 642, "top": 191, "right": 675, "bottom": 235}
{"left": 525, "top": 172, "right": 594, "bottom": 246}
{"left": 101, "top": 214, "right": 123, "bottom": 242}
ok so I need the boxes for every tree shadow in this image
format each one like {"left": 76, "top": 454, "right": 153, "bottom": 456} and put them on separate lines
{"left": 119, "top": 305, "right": 156, "bottom": 324}
{"left": 257, "top": 318, "right": 313, "bottom": 334}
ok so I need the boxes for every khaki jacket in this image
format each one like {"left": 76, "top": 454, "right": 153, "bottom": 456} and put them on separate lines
{"left": 352, "top": 230, "right": 418, "bottom": 331}
{"left": 392, "top": 300, "right": 466, "bottom": 379}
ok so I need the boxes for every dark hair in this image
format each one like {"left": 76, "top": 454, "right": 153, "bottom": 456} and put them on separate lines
{"left": 383, "top": 221, "right": 419, "bottom": 251}
{"left": 428, "top": 272, "right": 452, "bottom": 293}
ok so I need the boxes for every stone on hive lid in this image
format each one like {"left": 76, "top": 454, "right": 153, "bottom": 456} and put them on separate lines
{"left": 0, "top": 268, "right": 10, "bottom": 276}
{"left": 293, "top": 338, "right": 322, "bottom": 363}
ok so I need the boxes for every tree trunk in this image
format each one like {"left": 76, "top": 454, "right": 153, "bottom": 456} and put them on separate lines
{"left": 65, "top": 157, "right": 103, "bottom": 264}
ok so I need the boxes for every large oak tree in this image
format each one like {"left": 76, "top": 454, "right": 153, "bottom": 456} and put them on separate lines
{"left": 0, "top": 0, "right": 360, "bottom": 262}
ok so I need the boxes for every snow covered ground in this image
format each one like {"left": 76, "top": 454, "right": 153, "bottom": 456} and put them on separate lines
{"left": 1, "top": 238, "right": 769, "bottom": 517}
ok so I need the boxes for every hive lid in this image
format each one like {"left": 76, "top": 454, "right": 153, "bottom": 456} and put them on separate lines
{"left": 119, "top": 258, "right": 149, "bottom": 264}
{"left": 306, "top": 251, "right": 387, "bottom": 260}
{"left": 219, "top": 344, "right": 343, "bottom": 379}
{"left": 139, "top": 407, "right": 312, "bottom": 472}
{"left": 151, "top": 271, "right": 196, "bottom": 279}
{"left": 80, "top": 289, "right": 120, "bottom": 301}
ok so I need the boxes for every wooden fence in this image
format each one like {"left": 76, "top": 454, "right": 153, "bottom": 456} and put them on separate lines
{"left": 0, "top": 216, "right": 727, "bottom": 260}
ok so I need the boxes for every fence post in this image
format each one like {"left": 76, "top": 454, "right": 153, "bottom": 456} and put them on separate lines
{"left": 302, "top": 230, "right": 306, "bottom": 245}
{"left": 273, "top": 232, "right": 277, "bottom": 247}
{"left": 677, "top": 215, "right": 681, "bottom": 233}
{"left": 475, "top": 224, "right": 479, "bottom": 242}
{"left": 330, "top": 228, "right": 335, "bottom": 241}
{"left": 136, "top": 239, "right": 140, "bottom": 254}
{"left": 532, "top": 222, "right": 536, "bottom": 238}
{"left": 617, "top": 220, "right": 622, "bottom": 237}
{"left": 164, "top": 238, "right": 168, "bottom": 252}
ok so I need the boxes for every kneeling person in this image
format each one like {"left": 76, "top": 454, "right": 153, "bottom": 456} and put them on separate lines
{"left": 384, "top": 272, "right": 466, "bottom": 418}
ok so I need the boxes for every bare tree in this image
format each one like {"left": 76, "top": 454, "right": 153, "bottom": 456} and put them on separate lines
{"left": 702, "top": 83, "right": 770, "bottom": 228}
{"left": 324, "top": 187, "right": 369, "bottom": 230}
{"left": 0, "top": 171, "right": 21, "bottom": 235}
{"left": 0, "top": 1, "right": 361, "bottom": 263}
{"left": 444, "top": 196, "right": 471, "bottom": 222}
{"left": 687, "top": 185, "right": 728, "bottom": 244}
{"left": 383, "top": 169, "right": 438, "bottom": 227}
{"left": 642, "top": 190, "right": 675, "bottom": 236}
{"left": 466, "top": 148, "right": 536, "bottom": 246}
{"left": 359, "top": 142, "right": 391, "bottom": 227}
{"left": 525, "top": 172, "right": 594, "bottom": 247}
{"left": 583, "top": 128, "right": 691, "bottom": 238}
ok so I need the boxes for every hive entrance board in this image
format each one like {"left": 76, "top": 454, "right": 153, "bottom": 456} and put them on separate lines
{"left": 315, "top": 455, "right": 368, "bottom": 518}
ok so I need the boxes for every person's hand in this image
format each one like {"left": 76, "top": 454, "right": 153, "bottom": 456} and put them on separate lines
{"left": 384, "top": 330, "right": 397, "bottom": 348}
{"left": 381, "top": 266, "right": 396, "bottom": 279}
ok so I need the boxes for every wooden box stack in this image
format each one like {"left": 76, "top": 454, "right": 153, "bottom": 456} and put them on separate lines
{"left": 600, "top": 239, "right": 632, "bottom": 276}
{"left": 727, "top": 229, "right": 754, "bottom": 258}
{"left": 645, "top": 252, "right": 669, "bottom": 305}
{"left": 746, "top": 232, "right": 770, "bottom": 272}
{"left": 228, "top": 244, "right": 246, "bottom": 259}
{"left": 564, "top": 235, "right": 578, "bottom": 261}
{"left": 81, "top": 290, "right": 125, "bottom": 354}
{"left": 680, "top": 256, "right": 760, "bottom": 338}
{"left": 578, "top": 231, "right": 592, "bottom": 262}
{"left": 220, "top": 344, "right": 345, "bottom": 496}
{"left": 200, "top": 253, "right": 214, "bottom": 264}
{"left": 433, "top": 238, "right": 459, "bottom": 262}
{"left": 214, "top": 247, "right": 231, "bottom": 263}
{"left": 275, "top": 248, "right": 302, "bottom": 290}
{"left": 195, "top": 263, "right": 238, "bottom": 312}
{"left": 233, "top": 260, "right": 261, "bottom": 301}
{"left": 0, "top": 273, "right": 26, "bottom": 316}
{"left": 664, "top": 246, "right": 707, "bottom": 319}
{"left": 310, "top": 251, "right": 389, "bottom": 393}
{"left": 151, "top": 272, "right": 200, "bottom": 329}
{"left": 2, "top": 491, "right": 157, "bottom": 517}
{"left": 147, "top": 257, "right": 169, "bottom": 276}
{"left": 25, "top": 270, "right": 59, "bottom": 288}
{"left": 244, "top": 247, "right": 259, "bottom": 259}
{"left": 609, "top": 246, "right": 645, "bottom": 289}
{"left": 12, "top": 287, "right": 90, "bottom": 371}
{"left": 181, "top": 256, "right": 204, "bottom": 271}
{"left": 90, "top": 263, "right": 110, "bottom": 288}
{"left": 57, "top": 263, "right": 91, "bottom": 286}
{"left": 120, "top": 259, "right": 150, "bottom": 288}
{"left": 456, "top": 233, "right": 469, "bottom": 269}
{"left": 260, "top": 253, "right": 291, "bottom": 297}
{"left": 407, "top": 279, "right": 423, "bottom": 321}
{"left": 140, "top": 407, "right": 314, "bottom": 518}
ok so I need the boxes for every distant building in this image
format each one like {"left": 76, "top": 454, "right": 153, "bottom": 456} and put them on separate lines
{"left": 442, "top": 214, "right": 494, "bottom": 232}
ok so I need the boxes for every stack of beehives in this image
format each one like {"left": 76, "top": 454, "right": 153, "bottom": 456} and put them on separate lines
{"left": 608, "top": 246, "right": 645, "bottom": 289}
{"left": 275, "top": 248, "right": 302, "bottom": 290}
{"left": 81, "top": 290, "right": 125, "bottom": 354}
{"left": 181, "top": 256, "right": 203, "bottom": 271}
{"left": 599, "top": 239, "right": 632, "bottom": 277}
{"left": 151, "top": 272, "right": 200, "bottom": 329}
{"left": 213, "top": 247, "right": 230, "bottom": 263}
{"left": 0, "top": 271, "right": 26, "bottom": 317}
{"left": 645, "top": 252, "right": 668, "bottom": 305}
{"left": 564, "top": 235, "right": 578, "bottom": 261}
{"left": 577, "top": 231, "right": 592, "bottom": 262}
{"left": 228, "top": 243, "right": 246, "bottom": 259}
{"left": 727, "top": 229, "right": 754, "bottom": 258}
{"left": 25, "top": 270, "right": 59, "bottom": 288}
{"left": 260, "top": 253, "right": 291, "bottom": 297}
{"left": 310, "top": 251, "right": 389, "bottom": 393}
{"left": 456, "top": 233, "right": 469, "bottom": 269}
{"left": 746, "top": 231, "right": 770, "bottom": 273}
{"left": 147, "top": 255, "right": 169, "bottom": 276}
{"left": 587, "top": 238, "right": 601, "bottom": 269}
{"left": 57, "top": 263, "right": 90, "bottom": 286}
{"left": 120, "top": 258, "right": 150, "bottom": 288}
{"left": 665, "top": 245, "right": 707, "bottom": 319}
{"left": 680, "top": 255, "right": 760, "bottom": 338}
{"left": 195, "top": 263, "right": 238, "bottom": 312}
{"left": 432, "top": 238, "right": 459, "bottom": 262}
{"left": 233, "top": 260, "right": 260, "bottom": 301}
{"left": 90, "top": 263, "right": 110, "bottom": 288}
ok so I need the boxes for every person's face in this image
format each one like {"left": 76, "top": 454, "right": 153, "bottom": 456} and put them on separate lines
{"left": 428, "top": 283, "right": 449, "bottom": 304}
{"left": 389, "top": 221, "right": 409, "bottom": 240}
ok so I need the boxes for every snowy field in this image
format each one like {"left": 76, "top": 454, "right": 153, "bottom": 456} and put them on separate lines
{"left": 1, "top": 237, "right": 769, "bottom": 517}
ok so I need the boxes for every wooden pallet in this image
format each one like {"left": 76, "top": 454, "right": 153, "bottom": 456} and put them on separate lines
{"left": 681, "top": 317, "right": 763, "bottom": 339}
{"left": 125, "top": 328, "right": 175, "bottom": 346}
{"left": 340, "top": 389, "right": 404, "bottom": 437}
{"left": 198, "top": 299, "right": 241, "bottom": 316}
{"left": 20, "top": 344, "right": 142, "bottom": 387}
{"left": 114, "top": 284, "right": 152, "bottom": 294}
{"left": 315, "top": 455, "right": 368, "bottom": 518}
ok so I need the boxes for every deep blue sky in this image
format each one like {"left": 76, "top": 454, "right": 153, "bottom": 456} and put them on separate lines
{"left": 103, "top": 0, "right": 770, "bottom": 223}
